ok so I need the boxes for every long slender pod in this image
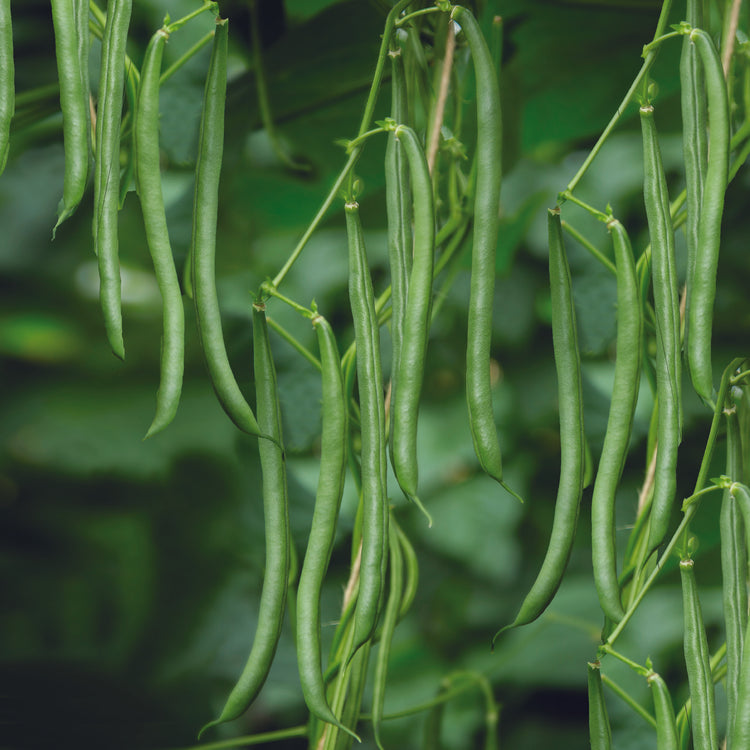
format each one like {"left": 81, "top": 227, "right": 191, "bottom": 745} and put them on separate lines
{"left": 679, "top": 0, "right": 707, "bottom": 353}
{"left": 588, "top": 662, "right": 613, "bottom": 750}
{"left": 0, "top": 0, "right": 13, "bottom": 175}
{"left": 385, "top": 38, "right": 411, "bottom": 479}
{"left": 493, "top": 209, "right": 584, "bottom": 641}
{"left": 296, "top": 314, "right": 359, "bottom": 742}
{"left": 591, "top": 219, "right": 642, "bottom": 624}
{"left": 728, "top": 481, "right": 750, "bottom": 750}
{"left": 390, "top": 123, "right": 434, "bottom": 525}
{"left": 93, "top": 0, "right": 132, "bottom": 359}
{"left": 685, "top": 28, "right": 730, "bottom": 404}
{"left": 721, "top": 404, "right": 746, "bottom": 747}
{"left": 640, "top": 104, "right": 681, "bottom": 554}
{"left": 134, "top": 27, "right": 185, "bottom": 438}
{"left": 679, "top": 558, "right": 718, "bottom": 750}
{"left": 51, "top": 0, "right": 91, "bottom": 233}
{"left": 394, "top": 519, "right": 418, "bottom": 623}
{"left": 450, "top": 6, "right": 505, "bottom": 485}
{"left": 372, "top": 516, "right": 404, "bottom": 750}
{"left": 191, "top": 19, "right": 262, "bottom": 437}
{"left": 199, "top": 305, "right": 290, "bottom": 737}
{"left": 647, "top": 671, "right": 679, "bottom": 750}
{"left": 345, "top": 200, "right": 388, "bottom": 659}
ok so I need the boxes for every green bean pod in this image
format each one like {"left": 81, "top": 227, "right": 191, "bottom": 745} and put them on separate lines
{"left": 729, "top": 482, "right": 750, "bottom": 749}
{"left": 372, "top": 516, "right": 404, "bottom": 750}
{"left": 0, "top": 0, "right": 13, "bottom": 175}
{"left": 394, "top": 518, "right": 418, "bottom": 623}
{"left": 640, "top": 104, "right": 681, "bottom": 554}
{"left": 385, "top": 41, "right": 411, "bottom": 476}
{"left": 51, "top": 0, "right": 91, "bottom": 234}
{"left": 587, "top": 661, "right": 613, "bottom": 750}
{"left": 450, "top": 6, "right": 505, "bottom": 484}
{"left": 93, "top": 0, "right": 132, "bottom": 359}
{"left": 296, "top": 314, "right": 358, "bottom": 742}
{"left": 345, "top": 200, "right": 388, "bottom": 659}
{"left": 647, "top": 671, "right": 678, "bottom": 750}
{"left": 685, "top": 28, "right": 730, "bottom": 404}
{"left": 493, "top": 209, "right": 584, "bottom": 642}
{"left": 679, "top": 0, "right": 707, "bottom": 356}
{"left": 390, "top": 124, "right": 434, "bottom": 525}
{"left": 134, "top": 27, "right": 185, "bottom": 439}
{"left": 591, "top": 219, "right": 642, "bottom": 624}
{"left": 721, "top": 406, "right": 746, "bottom": 745}
{"left": 191, "top": 19, "right": 262, "bottom": 437}
{"left": 679, "top": 558, "right": 718, "bottom": 750}
{"left": 199, "top": 305, "right": 290, "bottom": 738}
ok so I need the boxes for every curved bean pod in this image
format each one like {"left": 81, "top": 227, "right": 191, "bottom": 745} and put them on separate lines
{"left": 345, "top": 199, "right": 388, "bottom": 661}
{"left": 679, "top": 0, "right": 707, "bottom": 355}
{"left": 0, "top": 0, "right": 13, "bottom": 175}
{"left": 640, "top": 104, "right": 681, "bottom": 555}
{"left": 591, "top": 219, "right": 642, "bottom": 624}
{"left": 199, "top": 304, "right": 290, "bottom": 737}
{"left": 93, "top": 0, "right": 132, "bottom": 359}
{"left": 52, "top": 0, "right": 91, "bottom": 233}
{"left": 134, "top": 27, "right": 185, "bottom": 438}
{"left": 679, "top": 557, "right": 718, "bottom": 750}
{"left": 390, "top": 124, "right": 434, "bottom": 526}
{"left": 296, "top": 314, "right": 358, "bottom": 742}
{"left": 647, "top": 671, "right": 678, "bottom": 750}
{"left": 685, "top": 28, "right": 730, "bottom": 404}
{"left": 450, "top": 6, "right": 505, "bottom": 484}
{"left": 191, "top": 19, "right": 262, "bottom": 437}
{"left": 493, "top": 209, "right": 584, "bottom": 642}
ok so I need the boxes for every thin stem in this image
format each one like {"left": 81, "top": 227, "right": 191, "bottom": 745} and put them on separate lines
{"left": 600, "top": 673, "right": 657, "bottom": 729}
{"left": 558, "top": 190, "right": 609, "bottom": 222}
{"left": 396, "top": 7, "right": 442, "bottom": 27}
{"left": 271, "top": 149, "right": 358, "bottom": 288}
{"left": 565, "top": 0, "right": 674, "bottom": 193}
{"left": 166, "top": 2, "right": 216, "bottom": 33}
{"left": 357, "top": 0, "right": 413, "bottom": 138}
{"left": 266, "top": 316, "right": 321, "bottom": 371}
{"left": 160, "top": 31, "right": 214, "bottom": 85}
{"left": 599, "top": 644, "right": 649, "bottom": 675}
{"left": 561, "top": 221, "right": 617, "bottom": 276}
{"left": 607, "top": 504, "right": 697, "bottom": 647}
{"left": 260, "top": 282, "right": 313, "bottom": 318}
{"left": 167, "top": 726, "right": 308, "bottom": 750}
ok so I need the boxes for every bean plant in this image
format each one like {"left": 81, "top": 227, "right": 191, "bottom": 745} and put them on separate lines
{"left": 1, "top": 0, "right": 750, "bottom": 748}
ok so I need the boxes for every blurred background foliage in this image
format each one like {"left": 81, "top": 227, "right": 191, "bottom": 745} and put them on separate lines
{"left": 1, "top": 0, "right": 748, "bottom": 748}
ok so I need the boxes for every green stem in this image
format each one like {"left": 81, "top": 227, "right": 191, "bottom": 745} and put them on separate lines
{"left": 166, "top": 2, "right": 216, "bottom": 33}
{"left": 166, "top": 725, "right": 308, "bottom": 750}
{"left": 565, "top": 0, "right": 674, "bottom": 193}
{"left": 600, "top": 673, "right": 657, "bottom": 729}
{"left": 560, "top": 220, "right": 617, "bottom": 276}
{"left": 260, "top": 282, "right": 313, "bottom": 318}
{"left": 396, "top": 6, "right": 442, "bottom": 27}
{"left": 160, "top": 31, "right": 215, "bottom": 85}
{"left": 599, "top": 644, "right": 649, "bottom": 675}
{"left": 271, "top": 149, "right": 359, "bottom": 288}
{"left": 558, "top": 190, "right": 609, "bottom": 221}
{"left": 266, "top": 316, "right": 321, "bottom": 371}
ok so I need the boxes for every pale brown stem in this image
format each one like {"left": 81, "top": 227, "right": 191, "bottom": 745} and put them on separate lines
{"left": 426, "top": 22, "right": 455, "bottom": 176}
